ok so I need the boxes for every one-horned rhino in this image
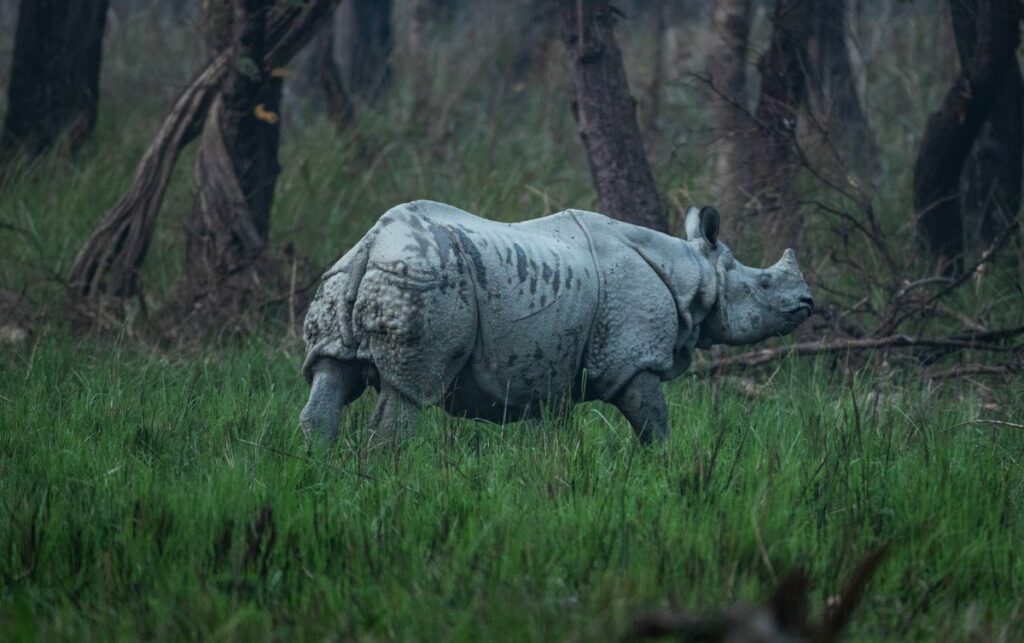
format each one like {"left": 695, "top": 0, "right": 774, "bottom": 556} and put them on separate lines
{"left": 301, "top": 200, "right": 813, "bottom": 444}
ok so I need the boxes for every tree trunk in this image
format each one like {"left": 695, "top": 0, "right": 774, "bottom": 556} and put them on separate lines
{"left": 951, "top": 0, "right": 1023, "bottom": 250}
{"left": 408, "top": 0, "right": 431, "bottom": 125}
{"left": 349, "top": 0, "right": 393, "bottom": 104}
{"left": 914, "top": 0, "right": 1021, "bottom": 273}
{"left": 805, "top": 0, "right": 878, "bottom": 185}
{"left": 708, "top": 0, "right": 754, "bottom": 226}
{"left": 68, "top": 0, "right": 339, "bottom": 323}
{"left": 0, "top": 0, "right": 109, "bottom": 165}
{"left": 176, "top": 0, "right": 282, "bottom": 327}
{"left": 750, "top": 0, "right": 813, "bottom": 250}
{"left": 560, "top": 0, "right": 666, "bottom": 232}
{"left": 642, "top": 0, "right": 668, "bottom": 133}
{"left": 962, "top": 61, "right": 1023, "bottom": 247}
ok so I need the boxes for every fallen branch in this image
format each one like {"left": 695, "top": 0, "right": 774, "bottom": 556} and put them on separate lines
{"left": 700, "top": 328, "right": 1024, "bottom": 375}
{"left": 929, "top": 364, "right": 1019, "bottom": 380}
{"left": 949, "top": 418, "right": 1024, "bottom": 431}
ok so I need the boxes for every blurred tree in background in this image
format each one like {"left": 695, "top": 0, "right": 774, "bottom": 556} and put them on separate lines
{"left": 914, "top": 0, "right": 1021, "bottom": 273}
{"left": 0, "top": 0, "right": 109, "bottom": 168}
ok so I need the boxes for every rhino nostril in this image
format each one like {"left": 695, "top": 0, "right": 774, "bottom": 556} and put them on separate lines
{"left": 800, "top": 296, "right": 814, "bottom": 311}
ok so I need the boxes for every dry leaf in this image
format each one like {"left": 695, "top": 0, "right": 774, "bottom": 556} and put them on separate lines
{"left": 254, "top": 104, "right": 279, "bottom": 124}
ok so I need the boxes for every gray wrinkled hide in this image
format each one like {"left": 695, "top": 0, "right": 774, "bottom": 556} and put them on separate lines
{"left": 302, "top": 200, "right": 813, "bottom": 444}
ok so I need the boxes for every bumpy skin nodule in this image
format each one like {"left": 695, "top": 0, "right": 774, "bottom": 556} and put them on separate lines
{"left": 301, "top": 200, "right": 813, "bottom": 444}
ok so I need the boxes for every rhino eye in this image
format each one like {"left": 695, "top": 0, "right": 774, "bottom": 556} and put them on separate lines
{"left": 759, "top": 275, "right": 771, "bottom": 289}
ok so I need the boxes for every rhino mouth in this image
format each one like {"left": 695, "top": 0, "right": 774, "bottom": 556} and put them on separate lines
{"left": 786, "top": 302, "right": 813, "bottom": 319}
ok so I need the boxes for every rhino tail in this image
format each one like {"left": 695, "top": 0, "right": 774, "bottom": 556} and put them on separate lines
{"left": 302, "top": 235, "right": 377, "bottom": 383}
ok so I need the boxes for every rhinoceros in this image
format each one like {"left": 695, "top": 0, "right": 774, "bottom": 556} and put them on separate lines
{"left": 301, "top": 200, "right": 813, "bottom": 444}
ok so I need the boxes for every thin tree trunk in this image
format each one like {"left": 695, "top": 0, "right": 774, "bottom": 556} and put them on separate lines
{"left": 914, "top": 0, "right": 1021, "bottom": 273}
{"left": 407, "top": 0, "right": 431, "bottom": 127}
{"left": 560, "top": 0, "right": 666, "bottom": 232}
{"left": 349, "top": 0, "right": 393, "bottom": 104}
{"left": 708, "top": 0, "right": 754, "bottom": 226}
{"left": 642, "top": 0, "right": 668, "bottom": 133}
{"left": 952, "top": 0, "right": 1023, "bottom": 249}
{"left": 512, "top": 0, "right": 558, "bottom": 85}
{"left": 0, "top": 0, "right": 109, "bottom": 165}
{"left": 68, "top": 0, "right": 339, "bottom": 321}
{"left": 750, "top": 0, "right": 813, "bottom": 251}
{"left": 317, "top": 27, "right": 355, "bottom": 131}
{"left": 805, "top": 0, "right": 878, "bottom": 185}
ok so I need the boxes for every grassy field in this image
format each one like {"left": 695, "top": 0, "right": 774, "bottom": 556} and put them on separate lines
{"left": 2, "top": 337, "right": 1024, "bottom": 640}
{"left": 2, "top": 2, "right": 1024, "bottom": 641}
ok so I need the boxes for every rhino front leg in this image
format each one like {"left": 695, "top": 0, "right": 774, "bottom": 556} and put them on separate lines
{"left": 300, "top": 358, "right": 366, "bottom": 446}
{"left": 612, "top": 371, "right": 668, "bottom": 444}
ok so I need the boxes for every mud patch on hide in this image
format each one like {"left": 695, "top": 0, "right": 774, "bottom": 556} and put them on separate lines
{"left": 514, "top": 244, "right": 528, "bottom": 282}
{"left": 452, "top": 228, "right": 488, "bottom": 287}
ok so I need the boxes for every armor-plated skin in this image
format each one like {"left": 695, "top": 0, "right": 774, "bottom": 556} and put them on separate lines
{"left": 301, "top": 200, "right": 813, "bottom": 444}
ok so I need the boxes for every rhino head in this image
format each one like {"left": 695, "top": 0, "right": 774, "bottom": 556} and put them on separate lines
{"left": 685, "top": 206, "right": 814, "bottom": 347}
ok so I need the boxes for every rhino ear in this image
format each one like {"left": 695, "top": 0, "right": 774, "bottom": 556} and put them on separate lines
{"left": 684, "top": 207, "right": 702, "bottom": 241}
{"left": 699, "top": 206, "right": 720, "bottom": 247}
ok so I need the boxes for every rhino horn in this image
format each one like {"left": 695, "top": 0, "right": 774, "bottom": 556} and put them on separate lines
{"left": 776, "top": 248, "right": 799, "bottom": 272}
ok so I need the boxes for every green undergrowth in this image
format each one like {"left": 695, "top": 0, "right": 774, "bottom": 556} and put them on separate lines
{"left": 2, "top": 334, "right": 1023, "bottom": 640}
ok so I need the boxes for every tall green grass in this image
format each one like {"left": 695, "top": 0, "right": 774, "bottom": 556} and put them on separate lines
{"left": 2, "top": 336, "right": 1023, "bottom": 640}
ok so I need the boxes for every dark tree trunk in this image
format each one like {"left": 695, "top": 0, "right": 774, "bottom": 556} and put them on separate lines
{"left": 951, "top": 0, "right": 1023, "bottom": 249}
{"left": 708, "top": 0, "right": 754, "bottom": 226}
{"left": 750, "top": 0, "right": 813, "bottom": 250}
{"left": 68, "top": 0, "right": 339, "bottom": 323}
{"left": 805, "top": 0, "right": 878, "bottom": 184}
{"left": 349, "top": 0, "right": 392, "bottom": 104}
{"left": 177, "top": 0, "right": 282, "bottom": 325}
{"left": 914, "top": 0, "right": 1021, "bottom": 273}
{"left": 0, "top": 0, "right": 109, "bottom": 165}
{"left": 560, "top": 0, "right": 666, "bottom": 232}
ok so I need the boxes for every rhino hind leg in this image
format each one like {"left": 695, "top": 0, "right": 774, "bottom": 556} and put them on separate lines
{"left": 300, "top": 357, "right": 368, "bottom": 446}
{"left": 367, "top": 382, "right": 421, "bottom": 445}
{"left": 612, "top": 371, "right": 668, "bottom": 444}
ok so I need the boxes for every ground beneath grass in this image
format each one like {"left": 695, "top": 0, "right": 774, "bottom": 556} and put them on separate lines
{"left": 2, "top": 334, "right": 1022, "bottom": 641}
